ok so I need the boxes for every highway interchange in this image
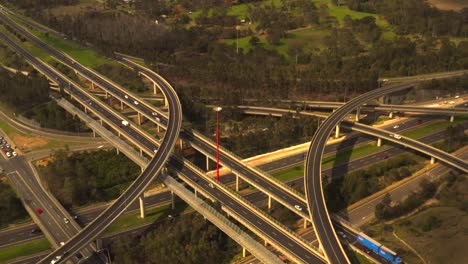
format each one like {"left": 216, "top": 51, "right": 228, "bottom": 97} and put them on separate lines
{"left": 0, "top": 7, "right": 466, "bottom": 264}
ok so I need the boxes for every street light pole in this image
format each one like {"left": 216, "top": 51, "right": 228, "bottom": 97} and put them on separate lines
{"left": 213, "top": 106, "right": 222, "bottom": 182}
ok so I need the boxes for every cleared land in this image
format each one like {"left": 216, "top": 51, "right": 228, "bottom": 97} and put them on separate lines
{"left": 427, "top": 0, "right": 468, "bottom": 10}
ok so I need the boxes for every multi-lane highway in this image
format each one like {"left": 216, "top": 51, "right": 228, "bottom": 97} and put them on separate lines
{"left": 305, "top": 77, "right": 466, "bottom": 264}
{"left": 0, "top": 31, "right": 326, "bottom": 263}
{"left": 237, "top": 106, "right": 468, "bottom": 173}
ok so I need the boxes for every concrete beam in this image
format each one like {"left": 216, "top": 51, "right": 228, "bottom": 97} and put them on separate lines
{"left": 335, "top": 124, "right": 340, "bottom": 138}
{"left": 139, "top": 194, "right": 145, "bottom": 219}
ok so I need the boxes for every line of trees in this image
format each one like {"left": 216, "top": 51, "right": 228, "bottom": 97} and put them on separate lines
{"left": 0, "top": 181, "right": 27, "bottom": 228}
{"left": 326, "top": 155, "right": 418, "bottom": 212}
{"left": 39, "top": 149, "right": 140, "bottom": 207}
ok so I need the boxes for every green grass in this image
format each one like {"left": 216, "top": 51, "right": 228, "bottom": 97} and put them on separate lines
{"left": 105, "top": 204, "right": 171, "bottom": 234}
{"left": 6, "top": 13, "right": 110, "bottom": 68}
{"left": 348, "top": 249, "right": 374, "bottom": 264}
{"left": 402, "top": 116, "right": 468, "bottom": 139}
{"left": 0, "top": 238, "right": 50, "bottom": 263}
{"left": 272, "top": 165, "right": 304, "bottom": 181}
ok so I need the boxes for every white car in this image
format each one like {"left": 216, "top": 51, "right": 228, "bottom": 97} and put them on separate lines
{"left": 151, "top": 112, "right": 158, "bottom": 116}
{"left": 51, "top": 255, "right": 62, "bottom": 264}
{"left": 124, "top": 95, "right": 129, "bottom": 99}
{"left": 60, "top": 242, "right": 65, "bottom": 246}
{"left": 393, "top": 125, "right": 399, "bottom": 129}
{"left": 394, "top": 135, "right": 402, "bottom": 139}
{"left": 134, "top": 100, "right": 139, "bottom": 105}
{"left": 155, "top": 117, "right": 161, "bottom": 122}
{"left": 12, "top": 151, "right": 17, "bottom": 157}
{"left": 294, "top": 205, "right": 302, "bottom": 211}
{"left": 6, "top": 152, "right": 11, "bottom": 158}
{"left": 208, "top": 183, "right": 215, "bottom": 189}
{"left": 63, "top": 218, "right": 69, "bottom": 224}
{"left": 449, "top": 101, "right": 455, "bottom": 104}
{"left": 455, "top": 95, "right": 460, "bottom": 98}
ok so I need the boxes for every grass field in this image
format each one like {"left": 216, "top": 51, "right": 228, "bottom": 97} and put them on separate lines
{"left": 402, "top": 116, "right": 468, "bottom": 139}
{"left": 104, "top": 203, "right": 184, "bottom": 234}
{"left": 0, "top": 238, "right": 50, "bottom": 263}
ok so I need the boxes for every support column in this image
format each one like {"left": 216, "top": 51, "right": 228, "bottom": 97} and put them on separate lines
{"left": 268, "top": 195, "right": 272, "bottom": 210}
{"left": 91, "top": 82, "right": 95, "bottom": 90}
{"left": 377, "top": 138, "right": 382, "bottom": 147}
{"left": 120, "top": 101, "right": 124, "bottom": 110}
{"left": 242, "top": 247, "right": 247, "bottom": 258}
{"left": 93, "top": 131, "right": 96, "bottom": 138}
{"left": 389, "top": 111, "right": 393, "bottom": 118}
{"left": 96, "top": 239, "right": 103, "bottom": 251}
{"left": 99, "top": 119, "right": 103, "bottom": 125}
{"left": 153, "top": 82, "right": 158, "bottom": 95}
{"left": 206, "top": 155, "right": 210, "bottom": 171}
{"left": 164, "top": 97, "right": 168, "bottom": 107}
{"left": 235, "top": 174, "right": 239, "bottom": 192}
{"left": 335, "top": 124, "right": 340, "bottom": 138}
{"left": 450, "top": 115, "right": 454, "bottom": 122}
{"left": 355, "top": 107, "right": 360, "bottom": 122}
{"left": 138, "top": 112, "right": 142, "bottom": 125}
{"left": 264, "top": 240, "right": 268, "bottom": 246}
{"left": 156, "top": 125, "right": 160, "bottom": 133}
{"left": 139, "top": 194, "right": 145, "bottom": 219}
{"left": 304, "top": 218, "right": 308, "bottom": 228}
{"left": 194, "top": 189, "right": 198, "bottom": 198}
{"left": 84, "top": 107, "right": 87, "bottom": 114}
{"left": 139, "top": 148, "right": 143, "bottom": 156}
{"left": 116, "top": 148, "right": 120, "bottom": 155}
{"left": 171, "top": 191, "right": 175, "bottom": 210}
{"left": 179, "top": 139, "right": 183, "bottom": 149}
{"left": 105, "top": 90, "right": 108, "bottom": 99}
{"left": 430, "top": 157, "right": 435, "bottom": 164}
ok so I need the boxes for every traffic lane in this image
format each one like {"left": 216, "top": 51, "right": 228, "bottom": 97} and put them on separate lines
{"left": 346, "top": 150, "right": 468, "bottom": 226}
{"left": 170, "top": 160, "right": 324, "bottom": 264}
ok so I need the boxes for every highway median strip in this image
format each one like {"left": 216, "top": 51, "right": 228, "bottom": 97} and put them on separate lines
{"left": 0, "top": 238, "right": 50, "bottom": 263}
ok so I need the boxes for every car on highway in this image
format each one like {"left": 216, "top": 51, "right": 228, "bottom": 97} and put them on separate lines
{"left": 208, "top": 183, "right": 215, "bottom": 189}
{"left": 449, "top": 101, "right": 455, "bottom": 104}
{"left": 393, "top": 125, "right": 399, "bottom": 129}
{"left": 133, "top": 100, "right": 139, "bottom": 105}
{"left": 294, "top": 205, "right": 302, "bottom": 211}
{"left": 36, "top": 208, "right": 43, "bottom": 215}
{"left": 12, "top": 151, "right": 17, "bottom": 157}
{"left": 416, "top": 119, "right": 423, "bottom": 125}
{"left": 151, "top": 112, "right": 158, "bottom": 116}
{"left": 124, "top": 95, "right": 129, "bottom": 99}
{"left": 382, "top": 154, "right": 389, "bottom": 160}
{"left": 60, "top": 242, "right": 65, "bottom": 246}
{"left": 63, "top": 218, "right": 69, "bottom": 224}
{"left": 394, "top": 135, "right": 402, "bottom": 139}
{"left": 337, "top": 231, "right": 347, "bottom": 239}
{"left": 50, "top": 255, "right": 61, "bottom": 264}
{"left": 30, "top": 228, "right": 40, "bottom": 234}
{"left": 155, "top": 117, "right": 161, "bottom": 122}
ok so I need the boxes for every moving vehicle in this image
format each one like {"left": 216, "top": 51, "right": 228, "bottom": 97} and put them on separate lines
{"left": 394, "top": 135, "right": 402, "bottom": 140}
{"left": 294, "top": 205, "right": 302, "bottom": 211}
{"left": 50, "top": 255, "right": 61, "bottom": 264}
{"left": 36, "top": 208, "right": 43, "bottom": 215}
{"left": 63, "top": 217, "right": 69, "bottom": 224}
{"left": 121, "top": 120, "right": 130, "bottom": 127}
{"left": 357, "top": 232, "right": 401, "bottom": 264}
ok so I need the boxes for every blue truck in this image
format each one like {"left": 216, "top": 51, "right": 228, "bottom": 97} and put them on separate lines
{"left": 357, "top": 232, "right": 402, "bottom": 264}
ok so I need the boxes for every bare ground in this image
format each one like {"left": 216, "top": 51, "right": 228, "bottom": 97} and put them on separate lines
{"left": 427, "top": 0, "right": 468, "bottom": 11}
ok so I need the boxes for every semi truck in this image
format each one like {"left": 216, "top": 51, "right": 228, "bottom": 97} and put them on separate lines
{"left": 357, "top": 232, "right": 402, "bottom": 264}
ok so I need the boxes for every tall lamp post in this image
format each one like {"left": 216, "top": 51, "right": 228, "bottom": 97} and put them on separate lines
{"left": 213, "top": 106, "right": 222, "bottom": 183}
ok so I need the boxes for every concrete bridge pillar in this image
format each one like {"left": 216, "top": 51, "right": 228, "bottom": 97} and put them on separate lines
{"left": 242, "top": 247, "right": 247, "bottom": 258}
{"left": 139, "top": 194, "right": 145, "bottom": 219}
{"left": 91, "top": 82, "right": 95, "bottom": 90}
{"left": 450, "top": 115, "right": 454, "bottom": 122}
{"left": 355, "top": 107, "right": 360, "bottom": 122}
{"left": 268, "top": 195, "right": 272, "bottom": 210}
{"left": 171, "top": 191, "right": 175, "bottom": 210}
{"left": 206, "top": 155, "right": 210, "bottom": 171}
{"left": 116, "top": 148, "right": 120, "bottom": 155}
{"left": 156, "top": 124, "right": 160, "bottom": 133}
{"left": 164, "top": 97, "right": 168, "bottom": 107}
{"left": 264, "top": 240, "right": 268, "bottom": 246}
{"left": 377, "top": 138, "right": 382, "bottom": 147}
{"left": 335, "top": 125, "right": 340, "bottom": 138}
{"left": 84, "top": 106, "right": 88, "bottom": 114}
{"left": 303, "top": 218, "right": 308, "bottom": 228}
{"left": 194, "top": 189, "right": 198, "bottom": 198}
{"left": 388, "top": 111, "right": 393, "bottom": 118}
{"left": 99, "top": 119, "right": 103, "bottom": 126}
{"left": 96, "top": 239, "right": 103, "bottom": 251}
{"left": 235, "top": 174, "right": 239, "bottom": 192}
{"left": 138, "top": 112, "right": 142, "bottom": 125}
{"left": 139, "top": 148, "right": 143, "bottom": 157}
{"left": 120, "top": 101, "right": 124, "bottom": 110}
{"left": 93, "top": 131, "right": 96, "bottom": 138}
{"left": 105, "top": 90, "right": 108, "bottom": 99}
{"left": 430, "top": 157, "right": 436, "bottom": 164}
{"left": 153, "top": 82, "right": 158, "bottom": 95}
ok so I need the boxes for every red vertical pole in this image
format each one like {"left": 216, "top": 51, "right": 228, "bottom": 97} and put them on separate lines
{"left": 216, "top": 111, "right": 220, "bottom": 182}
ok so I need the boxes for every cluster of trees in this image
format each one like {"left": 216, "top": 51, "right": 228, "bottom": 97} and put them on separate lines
{"left": 326, "top": 155, "right": 417, "bottom": 211}
{"left": 443, "top": 123, "right": 467, "bottom": 152}
{"left": 418, "top": 75, "right": 468, "bottom": 98}
{"left": 95, "top": 63, "right": 146, "bottom": 93}
{"left": 0, "top": 181, "right": 27, "bottom": 228}
{"left": 0, "top": 69, "right": 50, "bottom": 112}
{"left": 40, "top": 149, "right": 140, "bottom": 207}
{"left": 345, "top": 0, "right": 467, "bottom": 37}
{"left": 23, "top": 102, "right": 85, "bottom": 132}
{"left": 110, "top": 213, "right": 239, "bottom": 263}
{"left": 0, "top": 43, "right": 33, "bottom": 71}
{"left": 343, "top": 15, "right": 381, "bottom": 43}
{"left": 437, "top": 172, "right": 467, "bottom": 212}
{"left": 375, "top": 179, "right": 436, "bottom": 220}
{"left": 221, "top": 113, "right": 318, "bottom": 158}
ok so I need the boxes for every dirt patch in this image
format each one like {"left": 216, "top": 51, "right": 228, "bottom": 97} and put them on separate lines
{"left": 12, "top": 135, "right": 48, "bottom": 152}
{"left": 427, "top": 0, "right": 468, "bottom": 10}
{"left": 49, "top": 1, "right": 105, "bottom": 17}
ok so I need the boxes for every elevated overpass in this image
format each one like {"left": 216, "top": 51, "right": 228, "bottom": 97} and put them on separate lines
{"left": 0, "top": 31, "right": 326, "bottom": 263}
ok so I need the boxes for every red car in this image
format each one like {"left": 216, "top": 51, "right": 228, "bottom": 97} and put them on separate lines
{"left": 416, "top": 120, "right": 423, "bottom": 125}
{"left": 36, "top": 208, "right": 43, "bottom": 215}
{"left": 382, "top": 154, "right": 389, "bottom": 160}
